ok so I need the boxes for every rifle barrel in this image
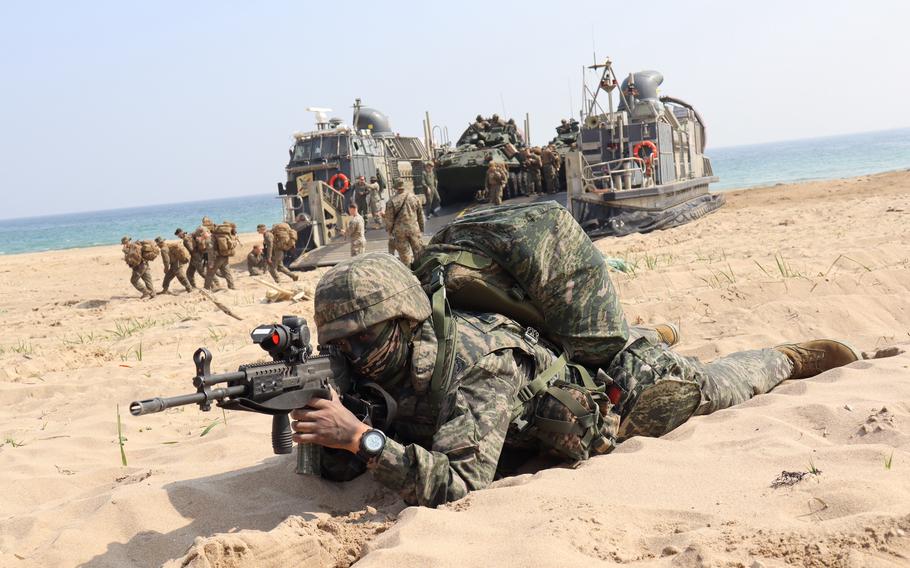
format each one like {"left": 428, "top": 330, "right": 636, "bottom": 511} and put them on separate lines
{"left": 129, "top": 385, "right": 246, "bottom": 416}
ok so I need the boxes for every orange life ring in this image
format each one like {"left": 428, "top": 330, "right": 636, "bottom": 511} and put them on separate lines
{"left": 328, "top": 172, "right": 350, "bottom": 193}
{"left": 633, "top": 140, "right": 658, "bottom": 176}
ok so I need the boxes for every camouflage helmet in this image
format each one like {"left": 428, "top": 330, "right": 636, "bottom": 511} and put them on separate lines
{"left": 154, "top": 236, "right": 164, "bottom": 245}
{"left": 120, "top": 235, "right": 131, "bottom": 245}
{"left": 475, "top": 114, "right": 483, "bottom": 122}
{"left": 314, "top": 252, "right": 431, "bottom": 343}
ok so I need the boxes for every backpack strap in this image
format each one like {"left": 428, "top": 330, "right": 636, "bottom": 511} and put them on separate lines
{"left": 427, "top": 266, "right": 458, "bottom": 410}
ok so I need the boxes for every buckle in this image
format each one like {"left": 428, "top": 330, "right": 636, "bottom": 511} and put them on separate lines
{"left": 523, "top": 327, "right": 539, "bottom": 345}
{"left": 430, "top": 267, "right": 445, "bottom": 292}
{"left": 517, "top": 385, "right": 535, "bottom": 403}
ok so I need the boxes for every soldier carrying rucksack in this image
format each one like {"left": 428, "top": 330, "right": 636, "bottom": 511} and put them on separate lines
{"left": 203, "top": 223, "right": 236, "bottom": 291}
{"left": 156, "top": 236, "right": 193, "bottom": 294}
{"left": 121, "top": 235, "right": 156, "bottom": 299}
{"left": 258, "top": 223, "right": 299, "bottom": 283}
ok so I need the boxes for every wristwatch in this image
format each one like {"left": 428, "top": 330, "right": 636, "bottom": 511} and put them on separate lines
{"left": 357, "top": 428, "right": 387, "bottom": 461}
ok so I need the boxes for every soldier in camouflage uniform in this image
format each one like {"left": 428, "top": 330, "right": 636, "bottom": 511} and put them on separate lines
{"left": 203, "top": 230, "right": 235, "bottom": 291}
{"left": 247, "top": 245, "right": 266, "bottom": 276}
{"left": 345, "top": 203, "right": 366, "bottom": 257}
{"left": 383, "top": 180, "right": 425, "bottom": 266}
{"left": 156, "top": 236, "right": 192, "bottom": 294}
{"left": 176, "top": 228, "right": 204, "bottom": 289}
{"left": 485, "top": 162, "right": 507, "bottom": 205}
{"left": 541, "top": 145, "right": 560, "bottom": 194}
{"left": 367, "top": 176, "right": 383, "bottom": 228}
{"left": 122, "top": 236, "right": 156, "bottom": 299}
{"left": 527, "top": 147, "right": 543, "bottom": 195}
{"left": 423, "top": 161, "right": 441, "bottom": 218}
{"left": 258, "top": 224, "right": 299, "bottom": 282}
{"left": 291, "top": 252, "right": 860, "bottom": 507}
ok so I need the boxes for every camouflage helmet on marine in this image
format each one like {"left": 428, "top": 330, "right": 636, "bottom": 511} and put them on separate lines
{"left": 314, "top": 252, "right": 431, "bottom": 343}
{"left": 121, "top": 236, "right": 131, "bottom": 245}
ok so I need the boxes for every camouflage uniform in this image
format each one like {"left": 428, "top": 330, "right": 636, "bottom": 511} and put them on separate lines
{"left": 184, "top": 232, "right": 206, "bottom": 289}
{"left": 527, "top": 149, "right": 543, "bottom": 195}
{"left": 350, "top": 179, "right": 369, "bottom": 214}
{"left": 313, "top": 253, "right": 799, "bottom": 508}
{"left": 202, "top": 236, "right": 235, "bottom": 290}
{"left": 423, "top": 164, "right": 441, "bottom": 216}
{"left": 485, "top": 163, "right": 507, "bottom": 205}
{"left": 366, "top": 181, "right": 383, "bottom": 226}
{"left": 383, "top": 183, "right": 425, "bottom": 265}
{"left": 263, "top": 229, "right": 298, "bottom": 282}
{"left": 542, "top": 146, "right": 560, "bottom": 194}
{"left": 247, "top": 249, "right": 266, "bottom": 276}
{"left": 346, "top": 213, "right": 366, "bottom": 257}
{"left": 159, "top": 241, "right": 192, "bottom": 293}
{"left": 123, "top": 242, "right": 155, "bottom": 298}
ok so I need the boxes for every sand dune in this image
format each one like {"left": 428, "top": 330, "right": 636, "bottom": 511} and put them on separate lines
{"left": 1, "top": 171, "right": 909, "bottom": 567}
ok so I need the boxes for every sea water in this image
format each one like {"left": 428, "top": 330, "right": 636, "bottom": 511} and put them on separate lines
{"left": 1, "top": 128, "right": 908, "bottom": 255}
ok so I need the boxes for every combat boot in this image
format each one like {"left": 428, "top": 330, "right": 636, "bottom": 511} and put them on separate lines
{"left": 775, "top": 340, "right": 860, "bottom": 379}
{"left": 653, "top": 323, "right": 680, "bottom": 347}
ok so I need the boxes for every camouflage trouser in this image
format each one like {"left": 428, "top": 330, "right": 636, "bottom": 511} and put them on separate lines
{"left": 186, "top": 253, "right": 207, "bottom": 288}
{"left": 268, "top": 247, "right": 298, "bottom": 282}
{"left": 248, "top": 266, "right": 264, "bottom": 276}
{"left": 610, "top": 338, "right": 794, "bottom": 441}
{"left": 488, "top": 184, "right": 503, "bottom": 205}
{"left": 351, "top": 239, "right": 365, "bottom": 257}
{"left": 130, "top": 262, "right": 154, "bottom": 296}
{"left": 369, "top": 196, "right": 382, "bottom": 224}
{"left": 530, "top": 169, "right": 542, "bottom": 195}
{"left": 163, "top": 261, "right": 193, "bottom": 292}
{"left": 425, "top": 186, "right": 441, "bottom": 215}
{"left": 543, "top": 165, "right": 559, "bottom": 194}
{"left": 392, "top": 229, "right": 423, "bottom": 266}
{"left": 204, "top": 255, "right": 235, "bottom": 290}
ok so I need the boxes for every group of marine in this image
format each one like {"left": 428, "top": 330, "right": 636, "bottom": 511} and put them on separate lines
{"left": 472, "top": 114, "right": 564, "bottom": 206}
{"left": 342, "top": 162, "right": 438, "bottom": 266}
{"left": 119, "top": 216, "right": 301, "bottom": 299}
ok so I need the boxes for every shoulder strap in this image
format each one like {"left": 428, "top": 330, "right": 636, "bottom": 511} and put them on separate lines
{"left": 427, "top": 266, "right": 458, "bottom": 410}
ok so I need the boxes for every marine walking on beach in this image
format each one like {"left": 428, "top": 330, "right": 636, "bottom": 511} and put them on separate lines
{"left": 121, "top": 236, "right": 156, "bottom": 299}
{"left": 156, "top": 236, "right": 192, "bottom": 294}
{"left": 259, "top": 223, "right": 299, "bottom": 283}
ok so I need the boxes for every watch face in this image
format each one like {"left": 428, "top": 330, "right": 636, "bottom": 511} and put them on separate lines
{"left": 362, "top": 431, "right": 385, "bottom": 454}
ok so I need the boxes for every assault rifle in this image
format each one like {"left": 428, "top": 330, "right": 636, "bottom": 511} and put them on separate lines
{"left": 130, "top": 316, "right": 395, "bottom": 475}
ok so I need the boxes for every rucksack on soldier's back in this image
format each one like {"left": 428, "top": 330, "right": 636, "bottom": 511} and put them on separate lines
{"left": 412, "top": 201, "right": 629, "bottom": 367}
{"left": 168, "top": 241, "right": 190, "bottom": 263}
{"left": 271, "top": 222, "right": 297, "bottom": 251}
{"left": 213, "top": 223, "right": 237, "bottom": 257}
{"left": 125, "top": 243, "right": 143, "bottom": 268}
{"left": 139, "top": 240, "right": 159, "bottom": 262}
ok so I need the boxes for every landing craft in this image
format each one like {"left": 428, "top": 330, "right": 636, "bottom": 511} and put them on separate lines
{"left": 275, "top": 100, "right": 431, "bottom": 259}
{"left": 565, "top": 59, "right": 723, "bottom": 236}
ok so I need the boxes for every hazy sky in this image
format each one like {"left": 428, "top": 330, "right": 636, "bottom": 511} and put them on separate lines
{"left": 2, "top": 0, "right": 908, "bottom": 219}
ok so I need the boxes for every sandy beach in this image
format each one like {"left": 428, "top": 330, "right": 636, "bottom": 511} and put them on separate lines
{"left": 1, "top": 170, "right": 909, "bottom": 567}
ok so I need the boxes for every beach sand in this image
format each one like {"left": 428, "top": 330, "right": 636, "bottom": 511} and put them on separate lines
{"left": 1, "top": 171, "right": 909, "bottom": 567}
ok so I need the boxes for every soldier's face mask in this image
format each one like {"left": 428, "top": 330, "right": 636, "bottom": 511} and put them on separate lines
{"left": 333, "top": 320, "right": 409, "bottom": 383}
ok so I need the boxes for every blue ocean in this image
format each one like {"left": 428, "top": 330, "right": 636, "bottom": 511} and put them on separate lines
{"left": 1, "top": 128, "right": 909, "bottom": 256}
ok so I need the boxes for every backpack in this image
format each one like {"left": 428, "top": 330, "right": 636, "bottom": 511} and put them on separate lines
{"left": 412, "top": 201, "right": 629, "bottom": 368}
{"left": 412, "top": 202, "right": 630, "bottom": 460}
{"left": 125, "top": 243, "right": 143, "bottom": 268}
{"left": 168, "top": 241, "right": 190, "bottom": 263}
{"left": 271, "top": 222, "right": 297, "bottom": 251}
{"left": 213, "top": 224, "right": 236, "bottom": 257}
{"left": 139, "top": 240, "right": 159, "bottom": 262}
